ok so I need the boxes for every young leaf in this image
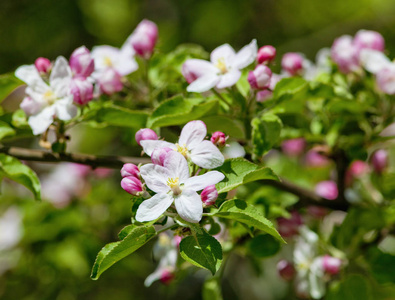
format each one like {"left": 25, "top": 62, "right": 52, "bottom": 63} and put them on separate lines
{"left": 0, "top": 121, "right": 15, "bottom": 140}
{"left": 213, "top": 199, "right": 285, "bottom": 243}
{"left": 0, "top": 154, "right": 41, "bottom": 200}
{"left": 0, "top": 73, "right": 24, "bottom": 102}
{"left": 91, "top": 225, "right": 156, "bottom": 280}
{"left": 251, "top": 114, "right": 282, "bottom": 157}
{"left": 215, "top": 158, "right": 279, "bottom": 194}
{"left": 179, "top": 231, "right": 223, "bottom": 275}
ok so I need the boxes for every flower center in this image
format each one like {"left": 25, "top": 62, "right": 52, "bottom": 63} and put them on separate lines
{"left": 167, "top": 177, "right": 182, "bottom": 195}
{"left": 43, "top": 89, "right": 56, "bottom": 105}
{"left": 215, "top": 57, "right": 228, "bottom": 74}
{"left": 103, "top": 56, "right": 113, "bottom": 67}
{"left": 175, "top": 143, "right": 188, "bottom": 158}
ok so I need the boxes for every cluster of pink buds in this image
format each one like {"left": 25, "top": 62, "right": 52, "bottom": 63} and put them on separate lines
{"left": 120, "top": 163, "right": 145, "bottom": 196}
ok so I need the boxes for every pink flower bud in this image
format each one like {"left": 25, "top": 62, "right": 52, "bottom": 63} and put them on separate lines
{"left": 315, "top": 180, "right": 338, "bottom": 200}
{"left": 20, "top": 97, "right": 42, "bottom": 116}
{"left": 257, "top": 45, "right": 276, "bottom": 64}
{"left": 248, "top": 65, "right": 272, "bottom": 90}
{"left": 135, "top": 128, "right": 158, "bottom": 146}
{"left": 281, "top": 138, "right": 306, "bottom": 157}
{"left": 370, "top": 149, "right": 389, "bottom": 174}
{"left": 121, "top": 163, "right": 140, "bottom": 178}
{"left": 34, "top": 57, "right": 52, "bottom": 74}
{"left": 70, "top": 77, "right": 93, "bottom": 105}
{"left": 211, "top": 131, "right": 227, "bottom": 147}
{"left": 121, "top": 176, "right": 143, "bottom": 196}
{"left": 305, "top": 149, "right": 331, "bottom": 167}
{"left": 277, "top": 260, "right": 295, "bottom": 281}
{"left": 159, "top": 269, "right": 174, "bottom": 285}
{"left": 69, "top": 46, "right": 95, "bottom": 78}
{"left": 331, "top": 35, "right": 360, "bottom": 74}
{"left": 376, "top": 66, "right": 395, "bottom": 95}
{"left": 256, "top": 89, "right": 273, "bottom": 102}
{"left": 348, "top": 160, "right": 370, "bottom": 177}
{"left": 201, "top": 185, "right": 218, "bottom": 206}
{"left": 281, "top": 52, "right": 304, "bottom": 76}
{"left": 277, "top": 211, "right": 303, "bottom": 238}
{"left": 322, "top": 255, "right": 341, "bottom": 275}
{"left": 354, "top": 30, "right": 385, "bottom": 53}
{"left": 174, "top": 235, "right": 182, "bottom": 248}
{"left": 151, "top": 147, "right": 173, "bottom": 166}
{"left": 130, "top": 19, "right": 158, "bottom": 59}
{"left": 98, "top": 68, "right": 123, "bottom": 95}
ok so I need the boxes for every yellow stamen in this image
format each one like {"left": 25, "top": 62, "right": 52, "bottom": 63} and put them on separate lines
{"left": 215, "top": 57, "right": 228, "bottom": 74}
{"left": 167, "top": 177, "right": 182, "bottom": 195}
{"left": 175, "top": 143, "right": 188, "bottom": 158}
{"left": 103, "top": 56, "right": 113, "bottom": 67}
{"left": 43, "top": 90, "right": 56, "bottom": 105}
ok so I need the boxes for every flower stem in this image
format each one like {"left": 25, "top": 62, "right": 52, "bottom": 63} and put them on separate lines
{"left": 211, "top": 89, "right": 231, "bottom": 107}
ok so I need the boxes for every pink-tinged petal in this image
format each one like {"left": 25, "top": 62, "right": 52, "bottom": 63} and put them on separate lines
{"left": 210, "top": 44, "right": 236, "bottom": 64}
{"left": 50, "top": 56, "right": 72, "bottom": 84}
{"left": 163, "top": 151, "right": 190, "bottom": 183}
{"left": 15, "top": 65, "right": 47, "bottom": 92}
{"left": 186, "top": 73, "right": 220, "bottom": 93}
{"left": 190, "top": 140, "right": 225, "bottom": 169}
{"left": 174, "top": 189, "right": 202, "bottom": 223}
{"left": 182, "top": 59, "right": 218, "bottom": 83}
{"left": 136, "top": 193, "right": 174, "bottom": 222}
{"left": 140, "top": 140, "right": 176, "bottom": 156}
{"left": 216, "top": 69, "right": 241, "bottom": 89}
{"left": 360, "top": 49, "right": 391, "bottom": 74}
{"left": 184, "top": 171, "right": 224, "bottom": 192}
{"left": 140, "top": 164, "right": 171, "bottom": 194}
{"left": 179, "top": 120, "right": 207, "bottom": 150}
{"left": 28, "top": 106, "right": 55, "bottom": 135}
{"left": 232, "top": 39, "right": 258, "bottom": 69}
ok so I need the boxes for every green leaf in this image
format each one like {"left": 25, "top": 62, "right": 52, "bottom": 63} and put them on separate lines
{"left": 201, "top": 115, "right": 245, "bottom": 139}
{"left": 147, "top": 95, "right": 218, "bottom": 128}
{"left": 327, "top": 274, "right": 373, "bottom": 300}
{"left": 0, "top": 121, "right": 15, "bottom": 140}
{"left": 11, "top": 109, "right": 29, "bottom": 128}
{"left": 179, "top": 231, "right": 223, "bottom": 275}
{"left": 272, "top": 77, "right": 308, "bottom": 101}
{"left": 213, "top": 199, "right": 285, "bottom": 243}
{"left": 91, "top": 225, "right": 156, "bottom": 280}
{"left": 0, "top": 73, "right": 24, "bottom": 102}
{"left": 215, "top": 158, "right": 279, "bottom": 194}
{"left": 203, "top": 277, "right": 223, "bottom": 300}
{"left": 251, "top": 114, "right": 282, "bottom": 157}
{"left": 247, "top": 234, "right": 280, "bottom": 257}
{"left": 0, "top": 154, "right": 41, "bottom": 200}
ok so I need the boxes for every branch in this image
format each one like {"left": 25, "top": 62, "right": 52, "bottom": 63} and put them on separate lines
{"left": 0, "top": 146, "right": 150, "bottom": 168}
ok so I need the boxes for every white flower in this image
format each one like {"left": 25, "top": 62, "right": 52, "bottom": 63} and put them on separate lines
{"left": 15, "top": 56, "right": 77, "bottom": 135}
{"left": 136, "top": 151, "right": 224, "bottom": 223}
{"left": 184, "top": 40, "right": 257, "bottom": 93}
{"left": 140, "top": 120, "right": 225, "bottom": 169}
{"left": 360, "top": 49, "right": 391, "bottom": 74}
{"left": 0, "top": 207, "right": 22, "bottom": 252}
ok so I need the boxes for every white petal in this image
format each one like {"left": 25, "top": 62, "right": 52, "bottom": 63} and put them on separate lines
{"left": 184, "top": 171, "right": 225, "bottom": 191}
{"left": 178, "top": 120, "right": 207, "bottom": 150}
{"left": 91, "top": 46, "right": 120, "bottom": 71}
{"left": 186, "top": 73, "right": 220, "bottom": 93}
{"left": 50, "top": 56, "right": 72, "bottom": 83}
{"left": 190, "top": 140, "right": 225, "bottom": 169}
{"left": 163, "top": 151, "right": 190, "bottom": 182}
{"left": 140, "top": 164, "right": 171, "bottom": 193}
{"left": 360, "top": 49, "right": 391, "bottom": 74}
{"left": 144, "top": 268, "right": 162, "bottom": 287}
{"left": 136, "top": 193, "right": 174, "bottom": 222}
{"left": 54, "top": 97, "right": 78, "bottom": 120}
{"left": 15, "top": 65, "right": 47, "bottom": 93}
{"left": 28, "top": 106, "right": 55, "bottom": 135}
{"left": 210, "top": 44, "right": 236, "bottom": 64}
{"left": 116, "top": 46, "right": 138, "bottom": 76}
{"left": 174, "top": 189, "right": 202, "bottom": 223}
{"left": 140, "top": 140, "right": 176, "bottom": 156}
{"left": 216, "top": 69, "right": 241, "bottom": 89}
{"left": 232, "top": 39, "right": 258, "bottom": 69}
{"left": 183, "top": 59, "right": 218, "bottom": 77}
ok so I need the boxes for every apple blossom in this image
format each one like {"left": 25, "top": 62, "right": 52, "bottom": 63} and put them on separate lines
{"left": 184, "top": 40, "right": 257, "bottom": 92}
{"left": 210, "top": 131, "right": 227, "bottom": 147}
{"left": 370, "top": 149, "right": 389, "bottom": 173}
{"left": 34, "top": 57, "right": 51, "bottom": 74}
{"left": 121, "top": 176, "right": 144, "bottom": 196}
{"left": 248, "top": 64, "right": 272, "bottom": 90}
{"left": 201, "top": 185, "right": 218, "bottom": 206}
{"left": 322, "top": 255, "right": 341, "bottom": 275}
{"left": 136, "top": 151, "right": 224, "bottom": 223}
{"left": 135, "top": 128, "right": 158, "bottom": 146}
{"left": 281, "top": 52, "right": 304, "bottom": 76}
{"left": 257, "top": 45, "right": 276, "bottom": 64}
{"left": 120, "top": 163, "right": 140, "bottom": 178}
{"left": 69, "top": 46, "right": 95, "bottom": 78}
{"left": 376, "top": 65, "right": 395, "bottom": 94}
{"left": 140, "top": 120, "right": 224, "bottom": 169}
{"left": 315, "top": 181, "right": 338, "bottom": 200}
{"left": 354, "top": 30, "right": 385, "bottom": 54}
{"left": 129, "top": 19, "right": 158, "bottom": 59}
{"left": 70, "top": 76, "right": 93, "bottom": 105}
{"left": 360, "top": 49, "right": 391, "bottom": 74}
{"left": 331, "top": 35, "right": 360, "bottom": 74}
{"left": 96, "top": 68, "right": 123, "bottom": 95}
{"left": 151, "top": 147, "right": 173, "bottom": 166}
{"left": 256, "top": 89, "right": 272, "bottom": 102}
{"left": 15, "top": 56, "right": 78, "bottom": 135}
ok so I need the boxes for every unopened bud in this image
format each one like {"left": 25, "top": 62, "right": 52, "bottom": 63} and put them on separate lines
{"left": 34, "top": 57, "right": 52, "bottom": 74}
{"left": 211, "top": 131, "right": 227, "bottom": 147}
{"left": 257, "top": 45, "right": 276, "bottom": 64}
{"left": 256, "top": 89, "right": 273, "bottom": 102}
{"left": 70, "top": 77, "right": 93, "bottom": 105}
{"left": 121, "top": 163, "right": 140, "bottom": 178}
{"left": 322, "top": 255, "right": 341, "bottom": 275}
{"left": 121, "top": 176, "right": 143, "bottom": 196}
{"left": 248, "top": 65, "right": 272, "bottom": 90}
{"left": 130, "top": 19, "right": 158, "bottom": 59}
{"left": 281, "top": 138, "right": 306, "bottom": 157}
{"left": 98, "top": 68, "right": 123, "bottom": 95}
{"left": 151, "top": 147, "right": 173, "bottom": 166}
{"left": 135, "top": 128, "right": 158, "bottom": 146}
{"left": 201, "top": 185, "right": 218, "bottom": 206}
{"left": 370, "top": 149, "right": 389, "bottom": 173}
{"left": 331, "top": 35, "right": 360, "bottom": 74}
{"left": 277, "top": 211, "right": 303, "bottom": 238}
{"left": 305, "top": 149, "right": 330, "bottom": 167}
{"left": 159, "top": 269, "right": 174, "bottom": 285}
{"left": 354, "top": 30, "right": 385, "bottom": 53}
{"left": 315, "top": 180, "right": 338, "bottom": 200}
{"left": 277, "top": 260, "right": 295, "bottom": 281}
{"left": 281, "top": 52, "right": 304, "bottom": 76}
{"left": 69, "top": 46, "right": 95, "bottom": 78}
